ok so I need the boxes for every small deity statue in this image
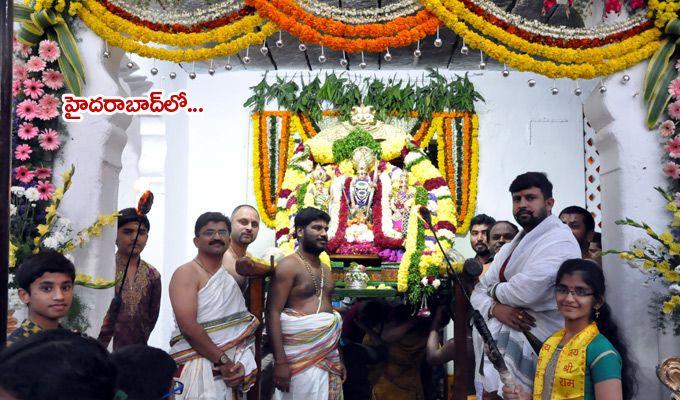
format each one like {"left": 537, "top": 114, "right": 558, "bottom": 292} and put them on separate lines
{"left": 348, "top": 147, "right": 377, "bottom": 222}
{"left": 309, "top": 164, "right": 331, "bottom": 211}
{"left": 390, "top": 173, "right": 414, "bottom": 233}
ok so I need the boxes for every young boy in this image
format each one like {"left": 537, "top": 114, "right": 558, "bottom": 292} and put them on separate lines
{"left": 7, "top": 250, "right": 75, "bottom": 345}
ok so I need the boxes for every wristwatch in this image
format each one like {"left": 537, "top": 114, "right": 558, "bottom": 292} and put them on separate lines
{"left": 215, "top": 353, "right": 229, "bottom": 367}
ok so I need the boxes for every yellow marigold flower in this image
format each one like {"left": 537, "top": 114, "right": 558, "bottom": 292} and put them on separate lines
{"left": 37, "top": 224, "right": 49, "bottom": 237}
{"left": 663, "top": 271, "right": 680, "bottom": 283}
{"left": 9, "top": 242, "right": 17, "bottom": 268}
{"left": 662, "top": 295, "right": 680, "bottom": 314}
{"left": 670, "top": 243, "right": 680, "bottom": 255}
{"left": 53, "top": 187, "right": 64, "bottom": 200}
{"left": 658, "top": 260, "right": 671, "bottom": 272}
{"left": 660, "top": 231, "right": 674, "bottom": 245}
{"left": 633, "top": 249, "right": 644, "bottom": 258}
{"left": 643, "top": 260, "right": 655, "bottom": 269}
{"left": 98, "top": 213, "right": 118, "bottom": 226}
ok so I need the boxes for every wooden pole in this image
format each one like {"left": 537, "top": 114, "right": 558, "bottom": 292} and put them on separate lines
{"left": 452, "top": 283, "right": 470, "bottom": 400}
{"left": 236, "top": 256, "right": 272, "bottom": 400}
{"left": 0, "top": 0, "right": 14, "bottom": 350}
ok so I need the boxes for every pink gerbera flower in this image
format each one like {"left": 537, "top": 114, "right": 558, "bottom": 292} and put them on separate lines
{"left": 26, "top": 56, "right": 46, "bottom": 72}
{"left": 17, "top": 122, "right": 39, "bottom": 140}
{"left": 660, "top": 120, "right": 676, "bottom": 137}
{"left": 16, "top": 99, "right": 39, "bottom": 121}
{"left": 39, "top": 129, "right": 61, "bottom": 151}
{"left": 669, "top": 78, "right": 680, "bottom": 99}
{"left": 39, "top": 94, "right": 60, "bottom": 110}
{"left": 667, "top": 138, "right": 680, "bottom": 158}
{"left": 14, "top": 144, "right": 32, "bottom": 161}
{"left": 35, "top": 167, "right": 52, "bottom": 180}
{"left": 36, "top": 180, "right": 55, "bottom": 201}
{"left": 38, "top": 95, "right": 60, "bottom": 120}
{"left": 669, "top": 101, "right": 680, "bottom": 120}
{"left": 13, "top": 62, "right": 27, "bottom": 81}
{"left": 42, "top": 69, "right": 64, "bottom": 90}
{"left": 38, "top": 40, "right": 60, "bottom": 62}
{"left": 14, "top": 166, "right": 35, "bottom": 184}
{"left": 12, "top": 79, "right": 21, "bottom": 97}
{"left": 18, "top": 42, "right": 31, "bottom": 57}
{"left": 664, "top": 161, "right": 680, "bottom": 179}
{"left": 22, "top": 78, "right": 45, "bottom": 99}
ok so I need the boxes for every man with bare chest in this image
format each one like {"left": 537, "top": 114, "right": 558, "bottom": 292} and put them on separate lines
{"left": 267, "top": 207, "right": 345, "bottom": 400}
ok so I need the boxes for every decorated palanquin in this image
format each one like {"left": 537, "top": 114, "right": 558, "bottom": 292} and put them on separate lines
{"left": 252, "top": 104, "right": 479, "bottom": 303}
{"left": 248, "top": 71, "right": 482, "bottom": 302}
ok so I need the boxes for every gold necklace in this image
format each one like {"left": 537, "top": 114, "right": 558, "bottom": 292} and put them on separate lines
{"left": 296, "top": 251, "right": 324, "bottom": 296}
{"left": 194, "top": 257, "right": 215, "bottom": 277}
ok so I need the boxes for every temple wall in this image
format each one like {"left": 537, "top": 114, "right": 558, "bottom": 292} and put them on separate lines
{"left": 585, "top": 62, "right": 678, "bottom": 399}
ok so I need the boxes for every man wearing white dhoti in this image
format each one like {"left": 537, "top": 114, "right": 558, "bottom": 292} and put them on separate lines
{"left": 267, "top": 207, "right": 345, "bottom": 400}
{"left": 169, "top": 212, "right": 259, "bottom": 400}
{"left": 470, "top": 172, "right": 580, "bottom": 399}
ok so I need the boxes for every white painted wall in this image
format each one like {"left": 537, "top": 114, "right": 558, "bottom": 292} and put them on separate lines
{"left": 585, "top": 63, "right": 678, "bottom": 399}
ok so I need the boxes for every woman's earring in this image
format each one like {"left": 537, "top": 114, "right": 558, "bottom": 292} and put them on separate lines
{"left": 595, "top": 308, "right": 600, "bottom": 319}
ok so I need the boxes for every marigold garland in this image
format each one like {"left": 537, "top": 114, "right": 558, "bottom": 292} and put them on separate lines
{"left": 461, "top": 0, "right": 654, "bottom": 49}
{"left": 431, "top": 0, "right": 661, "bottom": 64}
{"left": 247, "top": 0, "right": 440, "bottom": 52}
{"left": 83, "top": 0, "right": 263, "bottom": 47}
{"left": 99, "top": 0, "right": 256, "bottom": 34}
{"left": 260, "top": 0, "right": 437, "bottom": 38}
{"left": 78, "top": 6, "right": 277, "bottom": 62}
{"left": 420, "top": 0, "right": 662, "bottom": 79}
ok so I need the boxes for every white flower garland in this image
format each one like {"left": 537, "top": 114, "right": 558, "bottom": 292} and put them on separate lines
{"left": 379, "top": 168, "right": 404, "bottom": 241}
{"left": 107, "top": 0, "right": 246, "bottom": 27}
{"left": 471, "top": 0, "right": 650, "bottom": 40}
{"left": 297, "top": 0, "right": 423, "bottom": 25}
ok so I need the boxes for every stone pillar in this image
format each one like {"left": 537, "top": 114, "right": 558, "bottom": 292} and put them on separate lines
{"left": 55, "top": 27, "right": 131, "bottom": 336}
{"left": 585, "top": 62, "right": 678, "bottom": 399}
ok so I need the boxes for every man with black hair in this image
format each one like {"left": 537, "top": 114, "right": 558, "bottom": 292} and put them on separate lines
{"left": 559, "top": 205, "right": 596, "bottom": 259}
{"left": 589, "top": 231, "right": 603, "bottom": 265}
{"left": 268, "top": 207, "right": 345, "bottom": 399}
{"left": 169, "top": 212, "right": 259, "bottom": 399}
{"left": 0, "top": 329, "right": 118, "bottom": 400}
{"left": 469, "top": 214, "right": 496, "bottom": 265}
{"left": 222, "top": 204, "right": 261, "bottom": 290}
{"left": 7, "top": 250, "right": 75, "bottom": 345}
{"left": 470, "top": 172, "right": 580, "bottom": 398}
{"left": 487, "top": 221, "right": 519, "bottom": 258}
{"left": 111, "top": 344, "right": 179, "bottom": 400}
{"left": 98, "top": 207, "right": 161, "bottom": 350}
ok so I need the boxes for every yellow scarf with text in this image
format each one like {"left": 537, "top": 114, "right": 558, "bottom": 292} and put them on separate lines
{"left": 533, "top": 322, "right": 599, "bottom": 400}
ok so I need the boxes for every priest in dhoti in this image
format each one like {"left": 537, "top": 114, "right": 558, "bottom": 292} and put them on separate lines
{"left": 267, "top": 207, "right": 345, "bottom": 400}
{"left": 470, "top": 173, "right": 580, "bottom": 398}
{"left": 169, "top": 212, "right": 260, "bottom": 400}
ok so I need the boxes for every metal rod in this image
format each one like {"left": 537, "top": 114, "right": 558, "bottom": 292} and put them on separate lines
{"left": 0, "top": 0, "right": 14, "bottom": 350}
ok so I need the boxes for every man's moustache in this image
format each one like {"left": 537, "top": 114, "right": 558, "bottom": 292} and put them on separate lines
{"left": 209, "top": 240, "right": 225, "bottom": 245}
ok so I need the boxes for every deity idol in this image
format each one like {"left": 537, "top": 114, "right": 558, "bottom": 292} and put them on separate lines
{"left": 347, "top": 147, "right": 377, "bottom": 222}
{"left": 274, "top": 105, "right": 457, "bottom": 294}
